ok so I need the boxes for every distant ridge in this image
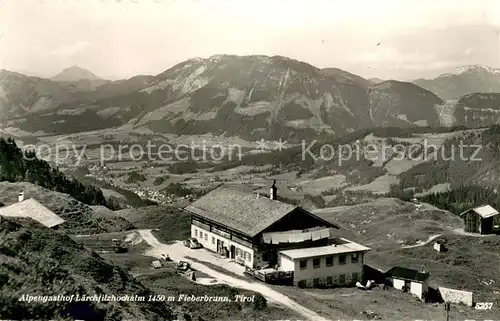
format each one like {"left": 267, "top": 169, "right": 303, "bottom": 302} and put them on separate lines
{"left": 413, "top": 65, "right": 500, "bottom": 100}
{"left": 51, "top": 65, "right": 103, "bottom": 81}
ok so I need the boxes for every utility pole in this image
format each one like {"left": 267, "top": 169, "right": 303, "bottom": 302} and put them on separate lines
{"left": 444, "top": 302, "right": 450, "bottom": 321}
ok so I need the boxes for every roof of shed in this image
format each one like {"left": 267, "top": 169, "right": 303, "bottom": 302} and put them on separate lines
{"left": 385, "top": 266, "right": 430, "bottom": 282}
{"left": 0, "top": 198, "right": 65, "bottom": 228}
{"left": 460, "top": 205, "right": 499, "bottom": 218}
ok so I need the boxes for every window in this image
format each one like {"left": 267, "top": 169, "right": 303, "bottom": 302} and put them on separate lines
{"left": 313, "top": 258, "right": 321, "bottom": 268}
{"left": 195, "top": 229, "right": 198, "bottom": 237}
{"left": 199, "top": 231, "right": 203, "bottom": 239}
{"left": 244, "top": 251, "right": 251, "bottom": 261}
{"left": 313, "top": 278, "right": 319, "bottom": 287}
{"left": 339, "top": 274, "right": 346, "bottom": 283}
{"left": 325, "top": 256, "right": 333, "bottom": 266}
{"left": 236, "top": 248, "right": 242, "bottom": 257}
{"left": 351, "top": 253, "right": 359, "bottom": 263}
{"left": 352, "top": 272, "right": 359, "bottom": 282}
{"left": 212, "top": 236, "right": 215, "bottom": 244}
{"left": 339, "top": 254, "right": 346, "bottom": 265}
{"left": 299, "top": 260, "right": 307, "bottom": 270}
{"left": 204, "top": 233, "right": 208, "bottom": 241}
{"left": 326, "top": 276, "right": 333, "bottom": 286}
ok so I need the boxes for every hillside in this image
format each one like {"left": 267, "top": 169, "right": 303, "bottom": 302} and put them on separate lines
{"left": 0, "top": 70, "right": 152, "bottom": 122}
{"left": 454, "top": 93, "right": 500, "bottom": 128}
{"left": 321, "top": 67, "right": 373, "bottom": 87}
{"left": 393, "top": 126, "right": 500, "bottom": 191}
{"left": 368, "top": 81, "right": 442, "bottom": 127}
{"left": 5, "top": 55, "right": 443, "bottom": 141}
{"left": 313, "top": 198, "right": 463, "bottom": 251}
{"left": 313, "top": 198, "right": 500, "bottom": 303}
{"left": 0, "top": 217, "right": 176, "bottom": 321}
{"left": 0, "top": 207, "right": 293, "bottom": 321}
{"left": 368, "top": 78, "right": 385, "bottom": 84}
{"left": 101, "top": 55, "right": 441, "bottom": 140}
{"left": 115, "top": 205, "right": 190, "bottom": 242}
{"left": 0, "top": 70, "right": 75, "bottom": 119}
{"left": 413, "top": 65, "right": 500, "bottom": 100}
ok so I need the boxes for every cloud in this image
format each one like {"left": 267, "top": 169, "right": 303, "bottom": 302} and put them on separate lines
{"left": 46, "top": 41, "right": 91, "bottom": 56}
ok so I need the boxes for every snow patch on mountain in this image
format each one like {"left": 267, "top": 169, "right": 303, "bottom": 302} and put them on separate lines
{"left": 235, "top": 101, "right": 273, "bottom": 116}
{"left": 439, "top": 65, "right": 500, "bottom": 78}
{"left": 455, "top": 65, "right": 500, "bottom": 74}
{"left": 226, "top": 88, "right": 246, "bottom": 105}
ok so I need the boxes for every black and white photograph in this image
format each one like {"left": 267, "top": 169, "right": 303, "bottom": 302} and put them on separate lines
{"left": 1, "top": 0, "right": 500, "bottom": 320}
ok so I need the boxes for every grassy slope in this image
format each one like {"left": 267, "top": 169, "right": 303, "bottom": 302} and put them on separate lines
{"left": 0, "top": 217, "right": 175, "bottom": 321}
{"left": 371, "top": 234, "right": 500, "bottom": 299}
{"left": 115, "top": 205, "right": 191, "bottom": 243}
{"left": 314, "top": 198, "right": 500, "bottom": 312}
{"left": 315, "top": 198, "right": 463, "bottom": 250}
{"left": 1, "top": 217, "right": 291, "bottom": 321}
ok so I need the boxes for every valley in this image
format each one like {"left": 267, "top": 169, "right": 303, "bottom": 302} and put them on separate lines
{"left": 2, "top": 55, "right": 500, "bottom": 321}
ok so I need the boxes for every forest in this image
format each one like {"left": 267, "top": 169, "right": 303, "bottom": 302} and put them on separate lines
{"left": 0, "top": 137, "right": 118, "bottom": 209}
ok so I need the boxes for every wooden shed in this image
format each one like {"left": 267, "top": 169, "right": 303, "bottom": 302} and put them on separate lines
{"left": 385, "top": 266, "right": 430, "bottom": 301}
{"left": 459, "top": 205, "right": 499, "bottom": 235}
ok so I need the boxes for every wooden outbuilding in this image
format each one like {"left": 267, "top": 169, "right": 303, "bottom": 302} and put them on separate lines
{"left": 459, "top": 205, "right": 499, "bottom": 235}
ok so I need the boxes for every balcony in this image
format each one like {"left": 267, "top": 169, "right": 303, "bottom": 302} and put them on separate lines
{"left": 262, "top": 226, "right": 331, "bottom": 244}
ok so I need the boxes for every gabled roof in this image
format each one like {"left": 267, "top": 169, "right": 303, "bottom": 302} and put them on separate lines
{"left": 385, "top": 266, "right": 430, "bottom": 283}
{"left": 184, "top": 186, "right": 310, "bottom": 237}
{"left": 459, "top": 205, "right": 499, "bottom": 219}
{"left": 0, "top": 198, "right": 65, "bottom": 228}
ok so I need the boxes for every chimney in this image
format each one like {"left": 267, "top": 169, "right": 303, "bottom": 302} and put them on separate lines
{"left": 270, "top": 180, "right": 277, "bottom": 200}
{"left": 18, "top": 191, "right": 24, "bottom": 202}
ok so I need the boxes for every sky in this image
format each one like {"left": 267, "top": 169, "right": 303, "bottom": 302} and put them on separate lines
{"left": 1, "top": 0, "right": 500, "bottom": 81}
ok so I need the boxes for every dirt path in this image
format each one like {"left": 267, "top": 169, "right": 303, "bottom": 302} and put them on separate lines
{"left": 401, "top": 234, "right": 442, "bottom": 249}
{"left": 137, "top": 229, "right": 331, "bottom": 321}
{"left": 451, "top": 228, "right": 494, "bottom": 237}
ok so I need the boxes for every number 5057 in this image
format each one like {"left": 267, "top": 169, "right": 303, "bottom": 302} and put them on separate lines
{"left": 475, "top": 302, "right": 493, "bottom": 310}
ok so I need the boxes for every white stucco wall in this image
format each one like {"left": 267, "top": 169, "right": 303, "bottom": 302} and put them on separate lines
{"left": 191, "top": 225, "right": 255, "bottom": 267}
{"left": 410, "top": 281, "right": 423, "bottom": 300}
{"left": 392, "top": 278, "right": 428, "bottom": 301}
{"left": 393, "top": 278, "right": 405, "bottom": 290}
{"left": 283, "top": 252, "right": 365, "bottom": 287}
{"left": 279, "top": 255, "right": 295, "bottom": 272}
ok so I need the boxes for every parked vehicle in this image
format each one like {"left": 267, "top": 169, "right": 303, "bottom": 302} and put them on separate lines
{"left": 183, "top": 238, "right": 202, "bottom": 249}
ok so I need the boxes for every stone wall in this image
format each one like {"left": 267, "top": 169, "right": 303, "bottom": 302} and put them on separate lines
{"left": 439, "top": 287, "right": 473, "bottom": 307}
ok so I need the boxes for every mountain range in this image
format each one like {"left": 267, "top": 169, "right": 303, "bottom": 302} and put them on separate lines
{"left": 1, "top": 56, "right": 500, "bottom": 140}
{"left": 413, "top": 65, "right": 500, "bottom": 100}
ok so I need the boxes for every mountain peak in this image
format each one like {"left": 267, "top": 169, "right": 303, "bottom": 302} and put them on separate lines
{"left": 51, "top": 65, "right": 102, "bottom": 81}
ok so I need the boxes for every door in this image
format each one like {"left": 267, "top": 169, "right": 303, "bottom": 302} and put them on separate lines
{"left": 269, "top": 250, "right": 278, "bottom": 266}
{"left": 217, "top": 239, "right": 222, "bottom": 253}
{"left": 230, "top": 245, "right": 236, "bottom": 259}
{"left": 482, "top": 217, "right": 493, "bottom": 234}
